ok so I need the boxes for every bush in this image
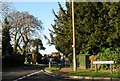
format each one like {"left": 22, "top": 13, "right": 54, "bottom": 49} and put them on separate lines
{"left": 68, "top": 53, "right": 73, "bottom": 66}
{"left": 97, "top": 48, "right": 119, "bottom": 70}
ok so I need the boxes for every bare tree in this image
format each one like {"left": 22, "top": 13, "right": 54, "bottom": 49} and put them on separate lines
{"left": 0, "top": 1, "right": 14, "bottom": 21}
{"left": 8, "top": 11, "right": 43, "bottom": 54}
{"left": 0, "top": 2, "right": 43, "bottom": 64}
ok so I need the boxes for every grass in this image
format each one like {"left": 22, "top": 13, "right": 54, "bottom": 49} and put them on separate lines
{"left": 45, "top": 67, "right": 60, "bottom": 72}
{"left": 68, "top": 71, "right": 120, "bottom": 78}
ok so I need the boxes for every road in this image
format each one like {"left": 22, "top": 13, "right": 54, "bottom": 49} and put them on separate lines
{"left": 2, "top": 65, "right": 47, "bottom": 81}
{"left": 2, "top": 65, "right": 77, "bottom": 81}
{"left": 2, "top": 65, "right": 120, "bottom": 81}
{"left": 17, "top": 71, "right": 120, "bottom": 81}
{"left": 19, "top": 71, "right": 80, "bottom": 81}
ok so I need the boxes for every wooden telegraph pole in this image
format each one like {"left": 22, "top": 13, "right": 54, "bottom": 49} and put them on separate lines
{"left": 72, "top": 0, "right": 77, "bottom": 71}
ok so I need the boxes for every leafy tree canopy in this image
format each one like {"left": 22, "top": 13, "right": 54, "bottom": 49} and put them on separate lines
{"left": 48, "top": 2, "right": 120, "bottom": 56}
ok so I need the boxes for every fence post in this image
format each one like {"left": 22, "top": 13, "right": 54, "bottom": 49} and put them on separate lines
{"left": 95, "top": 64, "right": 98, "bottom": 72}
{"left": 49, "top": 62, "right": 51, "bottom": 68}
{"left": 110, "top": 64, "right": 112, "bottom": 73}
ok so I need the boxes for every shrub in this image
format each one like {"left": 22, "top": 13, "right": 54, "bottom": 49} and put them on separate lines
{"left": 68, "top": 53, "right": 73, "bottom": 66}
{"left": 97, "top": 48, "right": 119, "bottom": 70}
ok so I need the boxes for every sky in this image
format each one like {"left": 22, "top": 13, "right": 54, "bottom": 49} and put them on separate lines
{"left": 13, "top": 2, "right": 66, "bottom": 54}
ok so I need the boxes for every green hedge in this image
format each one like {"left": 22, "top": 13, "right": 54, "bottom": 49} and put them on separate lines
{"left": 97, "top": 48, "right": 119, "bottom": 70}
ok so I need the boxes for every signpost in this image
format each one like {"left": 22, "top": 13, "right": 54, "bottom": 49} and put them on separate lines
{"left": 93, "top": 61, "right": 114, "bottom": 73}
{"left": 49, "top": 58, "right": 52, "bottom": 68}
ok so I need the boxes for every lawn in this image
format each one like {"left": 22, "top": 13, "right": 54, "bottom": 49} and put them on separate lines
{"left": 45, "top": 66, "right": 120, "bottom": 78}
{"left": 68, "top": 71, "right": 120, "bottom": 78}
{"left": 45, "top": 67, "right": 60, "bottom": 72}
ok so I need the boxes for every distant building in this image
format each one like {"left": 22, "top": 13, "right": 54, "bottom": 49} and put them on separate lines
{"left": 51, "top": 52, "right": 60, "bottom": 57}
{"left": 43, "top": 52, "right": 60, "bottom": 58}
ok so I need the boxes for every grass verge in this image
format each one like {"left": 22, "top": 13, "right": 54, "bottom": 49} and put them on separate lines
{"left": 68, "top": 71, "right": 120, "bottom": 78}
{"left": 45, "top": 67, "right": 60, "bottom": 72}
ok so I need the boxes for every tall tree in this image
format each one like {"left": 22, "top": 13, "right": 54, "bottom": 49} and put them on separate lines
{"left": 1, "top": 2, "right": 44, "bottom": 65}
{"left": 2, "top": 18, "right": 13, "bottom": 65}
{"left": 46, "top": 2, "right": 73, "bottom": 56}
{"left": 30, "top": 38, "right": 45, "bottom": 64}
{"left": 0, "top": 2, "right": 13, "bottom": 21}
{"left": 30, "top": 38, "right": 45, "bottom": 53}
{"left": 8, "top": 11, "right": 43, "bottom": 55}
{"left": 48, "top": 2, "right": 120, "bottom": 57}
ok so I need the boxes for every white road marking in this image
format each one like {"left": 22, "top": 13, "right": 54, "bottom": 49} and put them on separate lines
{"left": 13, "top": 70, "right": 43, "bottom": 81}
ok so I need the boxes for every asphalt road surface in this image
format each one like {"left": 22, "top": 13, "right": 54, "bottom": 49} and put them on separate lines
{"left": 17, "top": 71, "right": 120, "bottom": 81}
{"left": 19, "top": 71, "right": 80, "bottom": 81}
{"left": 2, "top": 65, "right": 47, "bottom": 81}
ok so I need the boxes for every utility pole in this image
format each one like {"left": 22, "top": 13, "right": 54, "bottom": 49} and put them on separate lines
{"left": 72, "top": 0, "right": 77, "bottom": 71}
